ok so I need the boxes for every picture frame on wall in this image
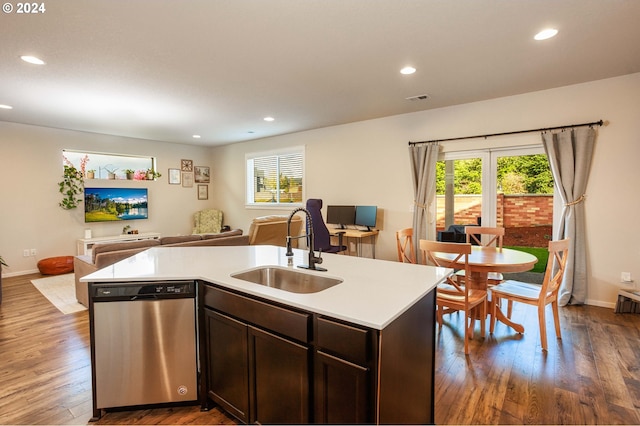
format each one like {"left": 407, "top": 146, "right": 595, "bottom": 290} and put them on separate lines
{"left": 198, "top": 184, "right": 208, "bottom": 200}
{"left": 168, "top": 168, "right": 181, "bottom": 185}
{"left": 194, "top": 166, "right": 210, "bottom": 183}
{"left": 181, "top": 159, "right": 193, "bottom": 172}
{"left": 182, "top": 172, "right": 194, "bottom": 188}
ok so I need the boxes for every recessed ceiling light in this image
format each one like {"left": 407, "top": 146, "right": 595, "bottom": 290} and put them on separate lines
{"left": 534, "top": 28, "right": 558, "bottom": 41}
{"left": 20, "top": 55, "right": 45, "bottom": 65}
{"left": 192, "top": 134, "right": 201, "bottom": 139}
{"left": 263, "top": 116, "right": 275, "bottom": 122}
{"left": 400, "top": 66, "right": 416, "bottom": 75}
{"left": 0, "top": 104, "right": 13, "bottom": 109}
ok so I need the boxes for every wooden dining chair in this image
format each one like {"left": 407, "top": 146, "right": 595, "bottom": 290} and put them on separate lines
{"left": 420, "top": 239, "right": 487, "bottom": 355}
{"left": 396, "top": 228, "right": 416, "bottom": 264}
{"left": 489, "top": 238, "right": 570, "bottom": 351}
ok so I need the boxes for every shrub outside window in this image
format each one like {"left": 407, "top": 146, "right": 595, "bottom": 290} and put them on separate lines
{"left": 246, "top": 147, "right": 304, "bottom": 206}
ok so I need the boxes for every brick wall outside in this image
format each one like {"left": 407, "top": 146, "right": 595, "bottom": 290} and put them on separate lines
{"left": 436, "top": 194, "right": 553, "bottom": 229}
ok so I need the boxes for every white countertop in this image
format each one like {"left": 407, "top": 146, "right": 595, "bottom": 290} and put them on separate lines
{"left": 81, "top": 245, "right": 451, "bottom": 330}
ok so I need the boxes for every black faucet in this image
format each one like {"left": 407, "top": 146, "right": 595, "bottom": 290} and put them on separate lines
{"left": 286, "top": 207, "right": 326, "bottom": 271}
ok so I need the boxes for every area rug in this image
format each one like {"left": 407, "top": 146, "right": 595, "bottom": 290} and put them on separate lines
{"left": 31, "top": 273, "right": 87, "bottom": 315}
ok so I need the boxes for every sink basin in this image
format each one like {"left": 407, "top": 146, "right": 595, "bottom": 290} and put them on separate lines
{"left": 231, "top": 266, "right": 342, "bottom": 294}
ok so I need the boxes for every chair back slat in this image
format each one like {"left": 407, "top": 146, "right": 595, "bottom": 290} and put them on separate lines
{"left": 419, "top": 240, "right": 471, "bottom": 290}
{"left": 464, "top": 226, "right": 504, "bottom": 248}
{"left": 396, "top": 228, "right": 416, "bottom": 264}
{"left": 541, "top": 238, "right": 570, "bottom": 296}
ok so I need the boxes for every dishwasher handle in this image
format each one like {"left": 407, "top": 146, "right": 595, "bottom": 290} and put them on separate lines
{"left": 130, "top": 294, "right": 159, "bottom": 301}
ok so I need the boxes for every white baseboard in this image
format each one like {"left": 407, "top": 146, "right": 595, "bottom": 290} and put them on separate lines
{"left": 3, "top": 269, "right": 40, "bottom": 278}
{"left": 585, "top": 298, "right": 615, "bottom": 310}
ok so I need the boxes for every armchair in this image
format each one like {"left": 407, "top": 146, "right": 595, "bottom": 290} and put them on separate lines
{"left": 193, "top": 208, "right": 223, "bottom": 234}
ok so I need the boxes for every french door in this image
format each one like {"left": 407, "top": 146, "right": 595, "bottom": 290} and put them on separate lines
{"left": 436, "top": 145, "right": 550, "bottom": 239}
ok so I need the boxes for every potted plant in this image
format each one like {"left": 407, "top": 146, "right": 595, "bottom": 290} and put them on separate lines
{"left": 58, "top": 164, "right": 84, "bottom": 209}
{"left": 124, "top": 169, "right": 135, "bottom": 180}
{"left": 0, "top": 256, "right": 7, "bottom": 304}
{"left": 146, "top": 168, "right": 162, "bottom": 180}
{"left": 104, "top": 165, "right": 118, "bottom": 180}
{"left": 86, "top": 169, "right": 96, "bottom": 179}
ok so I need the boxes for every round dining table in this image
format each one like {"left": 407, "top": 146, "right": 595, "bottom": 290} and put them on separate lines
{"left": 433, "top": 246, "right": 538, "bottom": 332}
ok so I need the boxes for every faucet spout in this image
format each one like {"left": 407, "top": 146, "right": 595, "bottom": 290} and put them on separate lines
{"left": 286, "top": 207, "right": 326, "bottom": 271}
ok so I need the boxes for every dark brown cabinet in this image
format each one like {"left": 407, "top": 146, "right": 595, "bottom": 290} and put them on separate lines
{"left": 204, "top": 309, "right": 249, "bottom": 422}
{"left": 203, "top": 284, "right": 311, "bottom": 424}
{"left": 248, "top": 326, "right": 310, "bottom": 424}
{"left": 202, "top": 281, "right": 436, "bottom": 424}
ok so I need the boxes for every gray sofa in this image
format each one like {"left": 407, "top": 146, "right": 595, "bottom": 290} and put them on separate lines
{"left": 74, "top": 229, "right": 249, "bottom": 307}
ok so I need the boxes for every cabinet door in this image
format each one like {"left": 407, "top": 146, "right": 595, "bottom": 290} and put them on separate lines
{"left": 315, "top": 350, "right": 369, "bottom": 424}
{"left": 204, "top": 309, "right": 249, "bottom": 422}
{"left": 248, "top": 326, "right": 310, "bottom": 424}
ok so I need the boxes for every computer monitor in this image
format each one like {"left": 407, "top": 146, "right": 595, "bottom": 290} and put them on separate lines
{"left": 326, "top": 205, "right": 355, "bottom": 229}
{"left": 355, "top": 205, "right": 377, "bottom": 231}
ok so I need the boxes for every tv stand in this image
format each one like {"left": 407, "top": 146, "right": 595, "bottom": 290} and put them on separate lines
{"left": 77, "top": 232, "right": 161, "bottom": 256}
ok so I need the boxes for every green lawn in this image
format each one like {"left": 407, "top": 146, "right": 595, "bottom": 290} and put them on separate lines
{"left": 505, "top": 246, "right": 548, "bottom": 273}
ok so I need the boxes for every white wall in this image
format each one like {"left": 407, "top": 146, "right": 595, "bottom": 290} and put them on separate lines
{"left": 211, "top": 73, "right": 640, "bottom": 308}
{"left": 2, "top": 73, "right": 638, "bottom": 307}
{"left": 1, "top": 123, "right": 215, "bottom": 275}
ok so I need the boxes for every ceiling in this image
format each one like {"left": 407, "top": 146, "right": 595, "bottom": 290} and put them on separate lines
{"left": 2, "top": 0, "right": 639, "bottom": 146}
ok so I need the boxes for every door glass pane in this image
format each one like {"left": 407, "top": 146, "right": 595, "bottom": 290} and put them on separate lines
{"left": 496, "top": 153, "right": 553, "bottom": 252}
{"left": 436, "top": 158, "right": 483, "bottom": 239}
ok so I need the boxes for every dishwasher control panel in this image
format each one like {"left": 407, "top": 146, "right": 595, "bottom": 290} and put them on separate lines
{"left": 92, "top": 281, "right": 195, "bottom": 300}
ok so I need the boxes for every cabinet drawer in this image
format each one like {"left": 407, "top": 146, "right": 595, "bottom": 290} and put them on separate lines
{"left": 204, "top": 285, "right": 310, "bottom": 343}
{"left": 316, "top": 317, "right": 369, "bottom": 366}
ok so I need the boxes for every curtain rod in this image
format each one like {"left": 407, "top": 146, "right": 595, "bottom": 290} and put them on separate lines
{"left": 408, "top": 119, "right": 604, "bottom": 146}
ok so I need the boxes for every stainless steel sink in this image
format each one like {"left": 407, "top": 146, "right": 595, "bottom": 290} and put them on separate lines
{"left": 231, "top": 266, "right": 342, "bottom": 293}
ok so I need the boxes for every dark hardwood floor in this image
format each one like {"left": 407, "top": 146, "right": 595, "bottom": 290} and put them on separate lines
{"left": 1, "top": 273, "right": 639, "bottom": 424}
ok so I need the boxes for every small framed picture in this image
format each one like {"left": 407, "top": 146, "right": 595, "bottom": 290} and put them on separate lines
{"left": 168, "top": 168, "right": 181, "bottom": 185}
{"left": 182, "top": 172, "right": 194, "bottom": 188}
{"left": 194, "top": 166, "right": 210, "bottom": 183}
{"left": 181, "top": 159, "right": 193, "bottom": 172}
{"left": 198, "top": 184, "right": 208, "bottom": 200}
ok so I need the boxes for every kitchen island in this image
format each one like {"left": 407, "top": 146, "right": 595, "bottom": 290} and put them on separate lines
{"left": 83, "top": 245, "right": 451, "bottom": 424}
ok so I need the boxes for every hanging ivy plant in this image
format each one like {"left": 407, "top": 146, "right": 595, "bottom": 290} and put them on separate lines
{"left": 58, "top": 164, "right": 84, "bottom": 210}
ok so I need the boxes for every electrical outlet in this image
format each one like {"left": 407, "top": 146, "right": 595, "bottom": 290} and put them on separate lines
{"left": 23, "top": 249, "right": 29, "bottom": 257}
{"left": 621, "top": 272, "right": 633, "bottom": 283}
{"left": 30, "top": 249, "right": 37, "bottom": 256}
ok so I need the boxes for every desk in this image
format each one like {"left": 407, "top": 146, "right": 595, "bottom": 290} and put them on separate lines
{"left": 329, "top": 228, "right": 379, "bottom": 258}
{"left": 433, "top": 246, "right": 537, "bottom": 331}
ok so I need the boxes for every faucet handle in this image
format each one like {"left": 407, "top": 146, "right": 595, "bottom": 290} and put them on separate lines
{"left": 316, "top": 249, "right": 323, "bottom": 264}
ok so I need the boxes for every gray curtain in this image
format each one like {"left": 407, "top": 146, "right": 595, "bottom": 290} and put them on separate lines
{"left": 542, "top": 127, "right": 596, "bottom": 305}
{"left": 409, "top": 142, "right": 439, "bottom": 262}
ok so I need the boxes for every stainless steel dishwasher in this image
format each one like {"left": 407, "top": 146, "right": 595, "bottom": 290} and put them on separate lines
{"left": 90, "top": 280, "right": 198, "bottom": 412}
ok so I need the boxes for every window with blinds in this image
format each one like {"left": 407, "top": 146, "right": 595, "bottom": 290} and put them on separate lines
{"left": 246, "top": 147, "right": 304, "bottom": 205}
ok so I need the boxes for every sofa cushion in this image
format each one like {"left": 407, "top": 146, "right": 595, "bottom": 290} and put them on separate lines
{"left": 160, "top": 235, "right": 203, "bottom": 245}
{"left": 163, "top": 234, "right": 250, "bottom": 248}
{"left": 202, "top": 229, "right": 243, "bottom": 239}
{"left": 92, "top": 239, "right": 160, "bottom": 263}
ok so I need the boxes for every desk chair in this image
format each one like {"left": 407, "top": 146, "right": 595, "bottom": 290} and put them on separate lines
{"left": 489, "top": 238, "right": 569, "bottom": 351}
{"left": 306, "top": 199, "right": 346, "bottom": 254}
{"left": 420, "top": 240, "right": 487, "bottom": 355}
{"left": 396, "top": 228, "right": 416, "bottom": 264}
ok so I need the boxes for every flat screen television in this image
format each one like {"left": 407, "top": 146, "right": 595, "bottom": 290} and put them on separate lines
{"left": 326, "top": 205, "right": 355, "bottom": 229}
{"left": 84, "top": 187, "right": 149, "bottom": 222}
{"left": 355, "top": 205, "right": 377, "bottom": 231}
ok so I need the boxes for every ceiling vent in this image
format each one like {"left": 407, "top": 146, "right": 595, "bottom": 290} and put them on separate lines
{"left": 406, "top": 94, "right": 430, "bottom": 101}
